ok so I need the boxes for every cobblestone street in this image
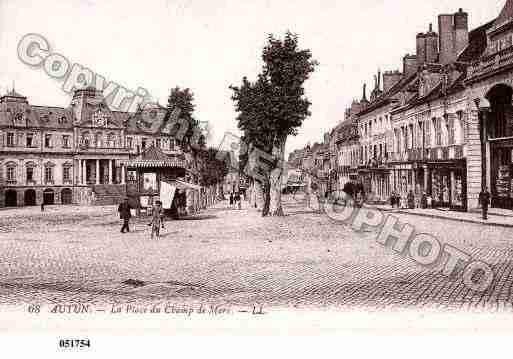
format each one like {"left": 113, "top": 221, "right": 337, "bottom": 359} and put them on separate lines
{"left": 1, "top": 195, "right": 513, "bottom": 311}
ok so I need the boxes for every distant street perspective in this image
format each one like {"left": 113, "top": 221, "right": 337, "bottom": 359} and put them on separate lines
{"left": 1, "top": 195, "right": 512, "bottom": 311}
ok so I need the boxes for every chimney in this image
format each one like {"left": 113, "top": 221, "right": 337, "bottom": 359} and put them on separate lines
{"left": 416, "top": 32, "right": 426, "bottom": 68}
{"left": 425, "top": 23, "right": 439, "bottom": 63}
{"left": 383, "top": 70, "right": 403, "bottom": 93}
{"left": 403, "top": 54, "right": 418, "bottom": 77}
{"left": 454, "top": 8, "right": 469, "bottom": 57}
{"left": 438, "top": 14, "right": 455, "bottom": 64}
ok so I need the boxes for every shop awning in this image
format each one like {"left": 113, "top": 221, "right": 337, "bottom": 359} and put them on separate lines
{"left": 122, "top": 159, "right": 187, "bottom": 168}
{"left": 170, "top": 179, "right": 202, "bottom": 191}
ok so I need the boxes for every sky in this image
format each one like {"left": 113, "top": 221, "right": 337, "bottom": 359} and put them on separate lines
{"left": 0, "top": 0, "right": 505, "bottom": 155}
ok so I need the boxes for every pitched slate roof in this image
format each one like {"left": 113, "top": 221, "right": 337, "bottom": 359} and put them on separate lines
{"left": 458, "top": 20, "right": 495, "bottom": 63}
{"left": 496, "top": 0, "right": 513, "bottom": 28}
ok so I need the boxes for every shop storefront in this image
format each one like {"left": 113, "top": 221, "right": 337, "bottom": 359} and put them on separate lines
{"left": 427, "top": 160, "right": 467, "bottom": 211}
{"left": 489, "top": 140, "right": 513, "bottom": 209}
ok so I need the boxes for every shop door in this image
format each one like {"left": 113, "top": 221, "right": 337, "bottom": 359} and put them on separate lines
{"left": 432, "top": 170, "right": 451, "bottom": 208}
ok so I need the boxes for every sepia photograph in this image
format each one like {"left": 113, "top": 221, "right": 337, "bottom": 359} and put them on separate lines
{"left": 1, "top": 0, "right": 513, "bottom": 355}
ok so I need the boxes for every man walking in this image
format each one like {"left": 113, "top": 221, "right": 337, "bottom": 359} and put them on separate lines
{"left": 479, "top": 186, "right": 491, "bottom": 220}
{"left": 118, "top": 197, "right": 132, "bottom": 233}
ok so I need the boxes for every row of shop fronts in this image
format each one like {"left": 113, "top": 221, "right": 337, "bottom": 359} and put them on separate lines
{"left": 354, "top": 159, "right": 467, "bottom": 211}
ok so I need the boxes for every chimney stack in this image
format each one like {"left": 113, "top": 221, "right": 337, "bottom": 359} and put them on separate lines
{"left": 383, "top": 70, "right": 403, "bottom": 93}
{"left": 438, "top": 9, "right": 469, "bottom": 65}
{"left": 454, "top": 8, "right": 469, "bottom": 57}
{"left": 425, "top": 23, "right": 439, "bottom": 63}
{"left": 417, "top": 23, "right": 439, "bottom": 67}
{"left": 403, "top": 54, "right": 418, "bottom": 77}
{"left": 416, "top": 32, "right": 427, "bottom": 68}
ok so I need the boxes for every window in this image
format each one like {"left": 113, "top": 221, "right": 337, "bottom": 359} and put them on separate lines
{"left": 63, "top": 166, "right": 71, "bottom": 182}
{"left": 141, "top": 138, "right": 147, "bottom": 150}
{"left": 80, "top": 132, "right": 90, "bottom": 147}
{"left": 7, "top": 132, "right": 15, "bottom": 147}
{"left": 95, "top": 133, "right": 102, "bottom": 147}
{"left": 62, "top": 135, "right": 70, "bottom": 148}
{"left": 6, "top": 166, "right": 16, "bottom": 183}
{"left": 107, "top": 134, "right": 114, "bottom": 148}
{"left": 424, "top": 120, "right": 431, "bottom": 148}
{"left": 448, "top": 116, "right": 455, "bottom": 145}
{"left": 44, "top": 134, "right": 52, "bottom": 148}
{"left": 127, "top": 137, "right": 133, "bottom": 149}
{"left": 26, "top": 167, "right": 34, "bottom": 182}
{"left": 435, "top": 118, "right": 442, "bottom": 146}
{"left": 26, "top": 133, "right": 34, "bottom": 147}
{"left": 44, "top": 166, "right": 53, "bottom": 183}
{"left": 156, "top": 139, "right": 161, "bottom": 148}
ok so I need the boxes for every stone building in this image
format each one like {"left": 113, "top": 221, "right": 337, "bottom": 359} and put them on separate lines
{"left": 465, "top": 0, "right": 513, "bottom": 210}
{"left": 343, "top": 3, "right": 513, "bottom": 211}
{"left": 330, "top": 100, "right": 361, "bottom": 198}
{"left": 0, "top": 86, "right": 185, "bottom": 207}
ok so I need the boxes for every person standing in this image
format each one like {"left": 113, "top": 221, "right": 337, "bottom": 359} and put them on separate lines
{"left": 235, "top": 191, "right": 241, "bottom": 210}
{"left": 149, "top": 201, "right": 162, "bottom": 239}
{"left": 118, "top": 197, "right": 132, "bottom": 233}
{"left": 229, "top": 192, "right": 234, "bottom": 208}
{"left": 479, "top": 187, "right": 491, "bottom": 220}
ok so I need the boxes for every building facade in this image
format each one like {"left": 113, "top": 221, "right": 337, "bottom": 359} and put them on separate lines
{"left": 0, "top": 86, "right": 185, "bottom": 207}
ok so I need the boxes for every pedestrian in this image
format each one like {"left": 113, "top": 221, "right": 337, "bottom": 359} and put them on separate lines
{"left": 148, "top": 201, "right": 162, "bottom": 239}
{"left": 118, "top": 197, "right": 132, "bottom": 233}
{"left": 407, "top": 190, "right": 415, "bottom": 209}
{"left": 479, "top": 186, "right": 491, "bottom": 220}
{"left": 427, "top": 194, "right": 433, "bottom": 208}
{"left": 40, "top": 201, "right": 45, "bottom": 212}
{"left": 421, "top": 192, "right": 427, "bottom": 209}
{"left": 229, "top": 192, "right": 234, "bottom": 207}
{"left": 235, "top": 191, "right": 241, "bottom": 210}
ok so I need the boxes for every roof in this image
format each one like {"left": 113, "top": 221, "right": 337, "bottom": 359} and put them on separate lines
{"left": 496, "top": 0, "right": 513, "bottom": 29}
{"left": 356, "top": 72, "right": 418, "bottom": 117}
{"left": 0, "top": 104, "right": 75, "bottom": 128}
{"left": 122, "top": 145, "right": 187, "bottom": 168}
{"left": 140, "top": 145, "right": 173, "bottom": 161}
{"left": 457, "top": 20, "right": 495, "bottom": 63}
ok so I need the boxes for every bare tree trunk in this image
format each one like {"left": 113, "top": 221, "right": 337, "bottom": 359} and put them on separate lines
{"left": 269, "top": 139, "right": 286, "bottom": 216}
{"left": 262, "top": 178, "right": 271, "bottom": 217}
{"left": 253, "top": 180, "right": 262, "bottom": 209}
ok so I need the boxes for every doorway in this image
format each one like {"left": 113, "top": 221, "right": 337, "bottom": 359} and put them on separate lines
{"left": 24, "top": 189, "right": 36, "bottom": 206}
{"left": 43, "top": 189, "right": 55, "bottom": 205}
{"left": 5, "top": 190, "right": 17, "bottom": 207}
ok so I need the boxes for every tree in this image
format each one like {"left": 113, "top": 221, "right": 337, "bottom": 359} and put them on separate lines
{"left": 198, "top": 147, "right": 229, "bottom": 187}
{"left": 165, "top": 87, "right": 204, "bottom": 152}
{"left": 230, "top": 32, "right": 317, "bottom": 216}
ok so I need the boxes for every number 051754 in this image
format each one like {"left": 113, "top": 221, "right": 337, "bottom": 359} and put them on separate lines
{"left": 59, "top": 339, "right": 90, "bottom": 348}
